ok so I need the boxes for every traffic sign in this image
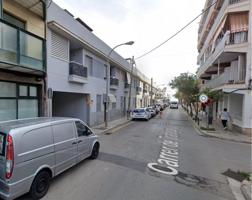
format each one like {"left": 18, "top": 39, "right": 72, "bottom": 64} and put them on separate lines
{"left": 199, "top": 94, "right": 208, "bottom": 103}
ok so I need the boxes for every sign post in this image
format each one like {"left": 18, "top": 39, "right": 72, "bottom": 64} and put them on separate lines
{"left": 199, "top": 94, "right": 209, "bottom": 128}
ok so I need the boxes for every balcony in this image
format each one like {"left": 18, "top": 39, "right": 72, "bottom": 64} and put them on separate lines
{"left": 198, "top": 0, "right": 249, "bottom": 57}
{"left": 197, "top": 31, "right": 248, "bottom": 77}
{"left": 110, "top": 77, "right": 119, "bottom": 90}
{"left": 0, "top": 19, "right": 45, "bottom": 75}
{"left": 68, "top": 61, "right": 88, "bottom": 84}
{"left": 124, "top": 83, "right": 130, "bottom": 92}
{"left": 202, "top": 67, "right": 246, "bottom": 90}
{"left": 136, "top": 86, "right": 142, "bottom": 94}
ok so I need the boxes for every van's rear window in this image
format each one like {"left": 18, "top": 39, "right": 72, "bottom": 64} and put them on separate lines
{"left": 0, "top": 133, "right": 6, "bottom": 156}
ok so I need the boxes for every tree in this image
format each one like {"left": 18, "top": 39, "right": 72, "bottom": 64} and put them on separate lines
{"left": 170, "top": 73, "right": 200, "bottom": 117}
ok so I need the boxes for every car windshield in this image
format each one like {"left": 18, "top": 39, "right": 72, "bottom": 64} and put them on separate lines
{"left": 133, "top": 109, "right": 145, "bottom": 113}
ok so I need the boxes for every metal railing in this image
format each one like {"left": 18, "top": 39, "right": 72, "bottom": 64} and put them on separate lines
{"left": 202, "top": 67, "right": 246, "bottom": 89}
{"left": 124, "top": 83, "right": 130, "bottom": 88}
{"left": 110, "top": 77, "right": 119, "bottom": 86}
{"left": 69, "top": 62, "right": 87, "bottom": 78}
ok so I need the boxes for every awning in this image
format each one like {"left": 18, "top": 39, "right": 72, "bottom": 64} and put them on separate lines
{"left": 108, "top": 94, "right": 116, "bottom": 103}
{"left": 126, "top": 72, "right": 131, "bottom": 83}
{"left": 229, "top": 13, "right": 249, "bottom": 33}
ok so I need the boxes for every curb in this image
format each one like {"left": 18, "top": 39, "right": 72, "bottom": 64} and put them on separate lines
{"left": 95, "top": 120, "right": 132, "bottom": 135}
{"left": 241, "top": 180, "right": 252, "bottom": 200}
{"left": 227, "top": 177, "right": 246, "bottom": 200}
{"left": 185, "top": 111, "right": 251, "bottom": 144}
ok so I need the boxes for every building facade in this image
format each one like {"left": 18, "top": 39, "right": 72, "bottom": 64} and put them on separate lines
{"left": 0, "top": 0, "right": 47, "bottom": 121}
{"left": 47, "top": 2, "right": 153, "bottom": 126}
{"left": 197, "top": 0, "right": 251, "bottom": 134}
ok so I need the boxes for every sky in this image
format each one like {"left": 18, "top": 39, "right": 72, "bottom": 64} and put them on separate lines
{"left": 53, "top": 0, "right": 206, "bottom": 96}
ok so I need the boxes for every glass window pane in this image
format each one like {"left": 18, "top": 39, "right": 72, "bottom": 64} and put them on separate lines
{"left": 0, "top": 23, "right": 17, "bottom": 64}
{"left": 20, "top": 32, "right": 43, "bottom": 70}
{"left": 18, "top": 100, "right": 38, "bottom": 119}
{"left": 0, "top": 82, "right": 16, "bottom": 97}
{"left": 3, "top": 12, "right": 25, "bottom": 29}
{"left": 29, "top": 86, "right": 37, "bottom": 97}
{"left": 0, "top": 99, "right": 16, "bottom": 121}
{"left": 19, "top": 85, "right": 28, "bottom": 96}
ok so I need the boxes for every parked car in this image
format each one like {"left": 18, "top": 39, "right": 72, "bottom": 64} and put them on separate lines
{"left": 131, "top": 108, "right": 151, "bottom": 121}
{"left": 0, "top": 117, "right": 100, "bottom": 200}
{"left": 147, "top": 107, "right": 156, "bottom": 117}
{"left": 170, "top": 101, "right": 179, "bottom": 109}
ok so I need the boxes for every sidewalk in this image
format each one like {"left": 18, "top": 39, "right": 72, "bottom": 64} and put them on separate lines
{"left": 189, "top": 111, "right": 251, "bottom": 144}
{"left": 91, "top": 116, "right": 131, "bottom": 135}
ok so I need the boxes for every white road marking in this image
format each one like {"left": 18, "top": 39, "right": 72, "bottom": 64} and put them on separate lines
{"left": 148, "top": 129, "right": 179, "bottom": 175}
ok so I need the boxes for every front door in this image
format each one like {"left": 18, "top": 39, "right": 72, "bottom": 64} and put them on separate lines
{"left": 75, "top": 121, "right": 93, "bottom": 162}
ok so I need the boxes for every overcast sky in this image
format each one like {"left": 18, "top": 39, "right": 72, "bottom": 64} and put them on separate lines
{"left": 53, "top": 0, "right": 205, "bottom": 96}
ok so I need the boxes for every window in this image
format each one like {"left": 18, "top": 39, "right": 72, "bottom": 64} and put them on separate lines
{"left": 75, "top": 121, "right": 92, "bottom": 137}
{"left": 19, "top": 85, "right": 28, "bottom": 96}
{"left": 3, "top": 12, "right": 25, "bottom": 29}
{"left": 85, "top": 55, "right": 93, "bottom": 76}
{"left": 51, "top": 31, "right": 69, "bottom": 61}
{"left": 0, "top": 81, "right": 39, "bottom": 121}
{"left": 110, "top": 66, "right": 116, "bottom": 78}
{"left": 0, "top": 133, "right": 6, "bottom": 156}
{"left": 96, "top": 95, "right": 102, "bottom": 112}
{"left": 120, "top": 96, "right": 124, "bottom": 110}
{"left": 112, "top": 96, "right": 117, "bottom": 109}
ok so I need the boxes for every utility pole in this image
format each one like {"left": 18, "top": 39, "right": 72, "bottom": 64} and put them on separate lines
{"left": 127, "top": 56, "right": 134, "bottom": 119}
{"left": 150, "top": 78, "right": 153, "bottom": 105}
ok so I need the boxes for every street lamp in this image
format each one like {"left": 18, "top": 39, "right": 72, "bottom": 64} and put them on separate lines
{"left": 104, "top": 41, "right": 134, "bottom": 128}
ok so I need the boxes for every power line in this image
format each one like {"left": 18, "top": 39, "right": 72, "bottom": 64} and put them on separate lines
{"left": 135, "top": 0, "right": 217, "bottom": 60}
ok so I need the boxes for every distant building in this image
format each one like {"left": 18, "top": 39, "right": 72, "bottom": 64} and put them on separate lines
{"left": 197, "top": 0, "right": 251, "bottom": 134}
{"left": 47, "top": 2, "right": 153, "bottom": 126}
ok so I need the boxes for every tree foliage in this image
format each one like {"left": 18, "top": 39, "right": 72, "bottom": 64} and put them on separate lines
{"left": 170, "top": 73, "right": 200, "bottom": 116}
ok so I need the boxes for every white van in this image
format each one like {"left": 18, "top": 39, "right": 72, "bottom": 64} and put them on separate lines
{"left": 170, "top": 101, "right": 179, "bottom": 109}
{"left": 0, "top": 117, "right": 100, "bottom": 200}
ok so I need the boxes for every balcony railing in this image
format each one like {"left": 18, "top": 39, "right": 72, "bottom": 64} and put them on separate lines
{"left": 136, "top": 86, "right": 142, "bottom": 93}
{"left": 110, "top": 77, "right": 119, "bottom": 86}
{"left": 124, "top": 83, "right": 130, "bottom": 89}
{"left": 69, "top": 62, "right": 87, "bottom": 77}
{"left": 0, "top": 19, "right": 45, "bottom": 72}
{"left": 69, "top": 61, "right": 88, "bottom": 83}
{"left": 202, "top": 67, "right": 246, "bottom": 89}
{"left": 198, "top": 30, "right": 248, "bottom": 76}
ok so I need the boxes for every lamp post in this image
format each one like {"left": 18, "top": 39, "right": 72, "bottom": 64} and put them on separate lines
{"left": 127, "top": 56, "right": 135, "bottom": 120}
{"left": 104, "top": 41, "right": 134, "bottom": 128}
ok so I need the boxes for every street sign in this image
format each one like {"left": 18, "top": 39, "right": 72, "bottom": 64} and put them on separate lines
{"left": 199, "top": 94, "right": 208, "bottom": 103}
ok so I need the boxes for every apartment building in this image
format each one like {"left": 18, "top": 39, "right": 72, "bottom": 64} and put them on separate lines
{"left": 47, "top": 2, "right": 152, "bottom": 126}
{"left": 197, "top": 0, "right": 251, "bottom": 134}
{"left": 0, "top": 0, "right": 46, "bottom": 121}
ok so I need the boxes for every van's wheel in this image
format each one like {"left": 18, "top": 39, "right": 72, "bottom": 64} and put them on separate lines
{"left": 30, "top": 171, "right": 50, "bottom": 199}
{"left": 90, "top": 143, "right": 99, "bottom": 159}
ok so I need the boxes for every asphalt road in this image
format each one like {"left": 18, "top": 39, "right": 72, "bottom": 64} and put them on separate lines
{"left": 18, "top": 108, "right": 251, "bottom": 200}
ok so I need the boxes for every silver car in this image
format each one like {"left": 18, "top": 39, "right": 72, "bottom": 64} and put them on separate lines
{"left": 0, "top": 117, "right": 100, "bottom": 200}
{"left": 131, "top": 108, "right": 151, "bottom": 121}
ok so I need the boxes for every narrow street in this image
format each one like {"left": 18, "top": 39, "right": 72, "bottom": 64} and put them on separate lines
{"left": 19, "top": 108, "right": 251, "bottom": 200}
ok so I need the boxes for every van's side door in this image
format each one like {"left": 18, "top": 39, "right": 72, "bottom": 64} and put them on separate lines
{"left": 74, "top": 121, "right": 94, "bottom": 162}
{"left": 52, "top": 122, "right": 78, "bottom": 175}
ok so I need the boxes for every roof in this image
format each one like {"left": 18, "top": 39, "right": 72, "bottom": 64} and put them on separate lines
{"left": 0, "top": 117, "right": 75, "bottom": 133}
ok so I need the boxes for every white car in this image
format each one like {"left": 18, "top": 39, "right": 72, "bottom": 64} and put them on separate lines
{"left": 132, "top": 108, "right": 151, "bottom": 121}
{"left": 170, "top": 101, "right": 179, "bottom": 109}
